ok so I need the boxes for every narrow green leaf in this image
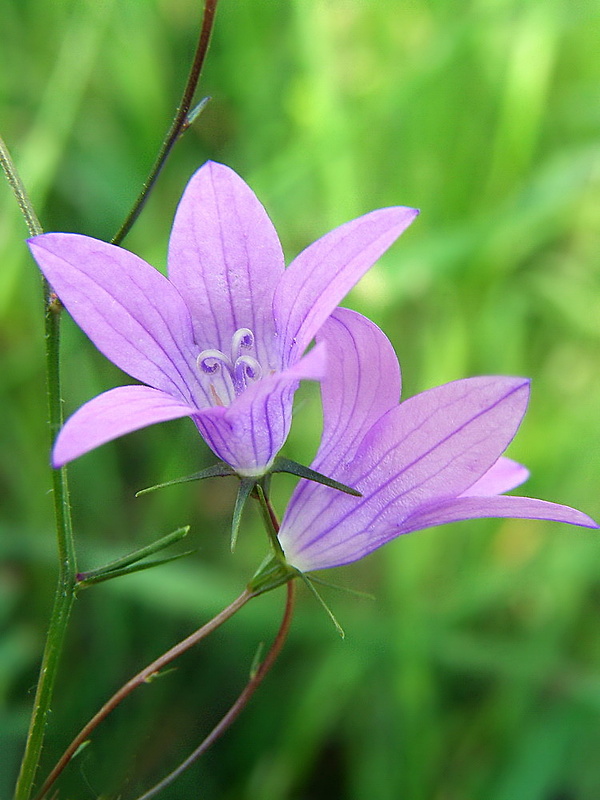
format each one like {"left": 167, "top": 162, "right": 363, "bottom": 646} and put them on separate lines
{"left": 77, "top": 526, "right": 190, "bottom": 581}
{"left": 72, "top": 740, "right": 91, "bottom": 759}
{"left": 272, "top": 457, "right": 362, "bottom": 497}
{"left": 184, "top": 95, "right": 211, "bottom": 127}
{"left": 77, "top": 550, "right": 196, "bottom": 588}
{"left": 144, "top": 667, "right": 178, "bottom": 684}
{"left": 249, "top": 642, "right": 265, "bottom": 680}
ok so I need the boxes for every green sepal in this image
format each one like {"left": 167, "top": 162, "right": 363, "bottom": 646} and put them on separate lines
{"left": 135, "top": 463, "right": 234, "bottom": 496}
{"left": 301, "top": 575, "right": 346, "bottom": 638}
{"left": 307, "top": 574, "right": 376, "bottom": 601}
{"left": 76, "top": 526, "right": 191, "bottom": 588}
{"left": 248, "top": 554, "right": 298, "bottom": 596}
{"left": 271, "top": 457, "right": 362, "bottom": 497}
{"left": 231, "top": 479, "right": 256, "bottom": 552}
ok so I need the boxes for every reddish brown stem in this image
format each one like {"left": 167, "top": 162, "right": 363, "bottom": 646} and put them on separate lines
{"left": 134, "top": 580, "right": 297, "bottom": 800}
{"left": 111, "top": 0, "right": 219, "bottom": 245}
{"left": 32, "top": 588, "right": 253, "bottom": 800}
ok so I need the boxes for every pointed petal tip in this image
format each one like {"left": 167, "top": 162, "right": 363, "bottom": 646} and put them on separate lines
{"left": 190, "top": 159, "right": 242, "bottom": 183}
{"left": 27, "top": 231, "right": 66, "bottom": 253}
{"left": 580, "top": 513, "right": 600, "bottom": 530}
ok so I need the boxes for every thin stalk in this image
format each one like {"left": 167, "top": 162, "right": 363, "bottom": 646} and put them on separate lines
{"left": 134, "top": 580, "right": 297, "bottom": 800}
{"left": 32, "top": 589, "right": 254, "bottom": 800}
{"left": 111, "top": 0, "right": 219, "bottom": 246}
{"left": 0, "top": 136, "right": 43, "bottom": 237}
{"left": 1, "top": 135, "right": 78, "bottom": 800}
{"left": 254, "top": 483, "right": 286, "bottom": 559}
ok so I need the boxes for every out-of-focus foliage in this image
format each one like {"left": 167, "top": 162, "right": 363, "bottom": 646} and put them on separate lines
{"left": 1, "top": 0, "right": 599, "bottom": 798}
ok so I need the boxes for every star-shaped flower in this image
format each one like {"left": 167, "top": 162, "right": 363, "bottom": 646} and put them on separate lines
{"left": 278, "top": 309, "right": 597, "bottom": 571}
{"left": 28, "top": 162, "right": 418, "bottom": 476}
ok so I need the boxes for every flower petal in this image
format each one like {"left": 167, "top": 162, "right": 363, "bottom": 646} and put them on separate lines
{"left": 53, "top": 386, "right": 199, "bottom": 467}
{"left": 395, "top": 495, "right": 599, "bottom": 536}
{"left": 280, "top": 376, "right": 531, "bottom": 568}
{"left": 281, "top": 309, "right": 400, "bottom": 536}
{"left": 460, "top": 456, "right": 529, "bottom": 497}
{"left": 273, "top": 206, "right": 418, "bottom": 360}
{"left": 351, "top": 376, "right": 531, "bottom": 517}
{"left": 28, "top": 234, "right": 203, "bottom": 406}
{"left": 313, "top": 309, "right": 401, "bottom": 472}
{"left": 167, "top": 161, "right": 285, "bottom": 367}
{"left": 193, "top": 343, "right": 327, "bottom": 476}
{"left": 286, "top": 494, "right": 598, "bottom": 572}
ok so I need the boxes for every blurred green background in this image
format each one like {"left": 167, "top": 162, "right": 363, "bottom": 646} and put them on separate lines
{"left": 2, "top": 0, "right": 600, "bottom": 797}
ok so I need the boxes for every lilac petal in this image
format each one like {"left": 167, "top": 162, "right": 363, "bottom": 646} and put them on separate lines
{"left": 167, "top": 161, "right": 285, "bottom": 367}
{"left": 395, "top": 495, "right": 599, "bottom": 536}
{"left": 53, "top": 386, "right": 199, "bottom": 467}
{"left": 351, "top": 376, "right": 531, "bottom": 517}
{"left": 273, "top": 205, "right": 418, "bottom": 361}
{"left": 280, "top": 377, "right": 531, "bottom": 565}
{"left": 28, "top": 234, "right": 203, "bottom": 406}
{"left": 312, "top": 308, "right": 401, "bottom": 473}
{"left": 282, "top": 309, "right": 400, "bottom": 534}
{"left": 461, "top": 457, "right": 529, "bottom": 497}
{"left": 285, "top": 495, "right": 598, "bottom": 572}
{"left": 193, "top": 343, "right": 327, "bottom": 475}
{"left": 283, "top": 522, "right": 397, "bottom": 572}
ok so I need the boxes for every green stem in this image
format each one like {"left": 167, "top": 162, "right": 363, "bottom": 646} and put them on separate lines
{"left": 1, "top": 136, "right": 78, "bottom": 800}
{"left": 111, "top": 0, "right": 219, "bottom": 246}
{"left": 254, "top": 483, "right": 287, "bottom": 560}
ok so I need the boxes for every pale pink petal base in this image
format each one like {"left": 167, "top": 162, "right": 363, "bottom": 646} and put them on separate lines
{"left": 53, "top": 386, "right": 199, "bottom": 467}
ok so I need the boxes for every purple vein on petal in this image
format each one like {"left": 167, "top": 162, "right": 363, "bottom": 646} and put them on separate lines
{"left": 29, "top": 235, "right": 205, "bottom": 405}
{"left": 274, "top": 207, "right": 418, "bottom": 359}
{"left": 287, "top": 378, "right": 528, "bottom": 555}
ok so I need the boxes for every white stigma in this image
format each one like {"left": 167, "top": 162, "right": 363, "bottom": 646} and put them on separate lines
{"left": 197, "top": 327, "right": 263, "bottom": 402}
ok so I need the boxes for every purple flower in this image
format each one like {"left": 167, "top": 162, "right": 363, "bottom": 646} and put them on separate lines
{"left": 278, "top": 309, "right": 597, "bottom": 572}
{"left": 28, "top": 162, "right": 418, "bottom": 476}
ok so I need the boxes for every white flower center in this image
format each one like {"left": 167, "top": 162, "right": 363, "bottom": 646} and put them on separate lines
{"left": 197, "top": 327, "right": 263, "bottom": 404}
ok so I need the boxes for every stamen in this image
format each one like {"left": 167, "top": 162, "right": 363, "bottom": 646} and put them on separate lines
{"left": 197, "top": 349, "right": 232, "bottom": 375}
{"left": 197, "top": 328, "right": 263, "bottom": 405}
{"left": 234, "top": 355, "right": 262, "bottom": 391}
{"left": 231, "top": 327, "right": 255, "bottom": 357}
